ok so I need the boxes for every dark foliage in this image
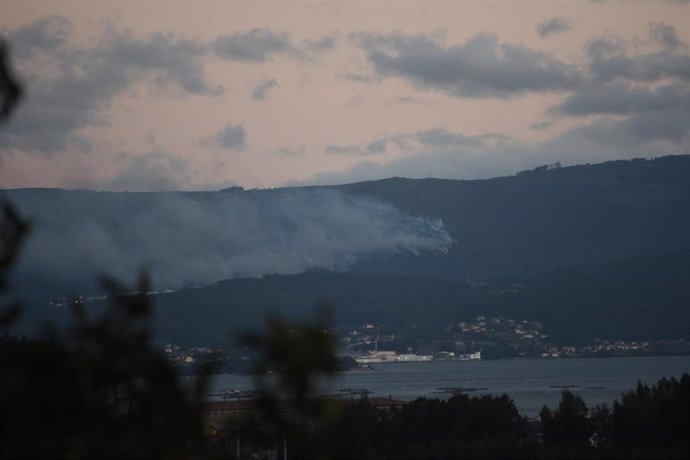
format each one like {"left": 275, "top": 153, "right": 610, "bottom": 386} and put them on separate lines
{"left": 539, "top": 374, "right": 690, "bottom": 459}
{"left": 0, "top": 38, "right": 27, "bottom": 330}
{"left": 237, "top": 306, "right": 342, "bottom": 458}
{"left": 0, "top": 39, "right": 23, "bottom": 122}
{"left": 611, "top": 374, "right": 690, "bottom": 454}
{"left": 338, "top": 393, "right": 531, "bottom": 459}
{"left": 540, "top": 390, "right": 594, "bottom": 458}
{"left": 1, "top": 275, "right": 214, "bottom": 459}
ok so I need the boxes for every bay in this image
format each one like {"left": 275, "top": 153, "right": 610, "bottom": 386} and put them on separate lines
{"left": 200, "top": 355, "right": 690, "bottom": 417}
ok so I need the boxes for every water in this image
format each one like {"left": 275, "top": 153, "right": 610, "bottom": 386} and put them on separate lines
{"left": 200, "top": 356, "right": 690, "bottom": 417}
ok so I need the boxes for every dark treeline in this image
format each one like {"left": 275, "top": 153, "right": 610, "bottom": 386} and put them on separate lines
{"left": 2, "top": 324, "right": 689, "bottom": 459}
{"left": 0, "top": 278, "right": 214, "bottom": 459}
{"left": 327, "top": 374, "right": 690, "bottom": 459}
{"left": 331, "top": 393, "right": 532, "bottom": 459}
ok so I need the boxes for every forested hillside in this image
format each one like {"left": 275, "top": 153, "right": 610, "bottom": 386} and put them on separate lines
{"left": 4, "top": 156, "right": 690, "bottom": 345}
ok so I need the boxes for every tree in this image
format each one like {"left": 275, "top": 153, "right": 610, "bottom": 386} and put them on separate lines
{"left": 238, "top": 306, "right": 342, "bottom": 458}
{"left": 1, "top": 274, "right": 215, "bottom": 459}
{"left": 540, "top": 390, "right": 593, "bottom": 449}
{"left": 611, "top": 375, "right": 690, "bottom": 452}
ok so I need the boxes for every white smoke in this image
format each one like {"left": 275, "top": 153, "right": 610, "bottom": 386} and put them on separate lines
{"left": 7, "top": 188, "right": 452, "bottom": 291}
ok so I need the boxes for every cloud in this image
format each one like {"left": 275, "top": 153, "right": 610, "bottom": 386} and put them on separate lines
{"left": 212, "top": 29, "right": 336, "bottom": 62}
{"left": 550, "top": 24, "right": 690, "bottom": 145}
{"left": 649, "top": 21, "right": 681, "bottom": 50}
{"left": 100, "top": 29, "right": 218, "bottom": 95}
{"left": 200, "top": 123, "right": 246, "bottom": 150}
{"left": 272, "top": 145, "right": 304, "bottom": 157}
{"left": 106, "top": 149, "right": 191, "bottom": 192}
{"left": 556, "top": 82, "right": 690, "bottom": 117}
{"left": 415, "top": 128, "right": 485, "bottom": 147}
{"left": 350, "top": 31, "right": 581, "bottom": 98}
{"left": 302, "top": 33, "right": 338, "bottom": 54}
{"left": 586, "top": 25, "right": 690, "bottom": 83}
{"left": 365, "top": 139, "right": 387, "bottom": 154}
{"left": 8, "top": 189, "right": 453, "bottom": 290}
{"left": 325, "top": 144, "right": 363, "bottom": 155}
{"left": 325, "top": 136, "right": 402, "bottom": 155}
{"left": 536, "top": 17, "right": 571, "bottom": 38}
{"left": 326, "top": 135, "right": 401, "bottom": 156}
{"left": 252, "top": 78, "right": 279, "bottom": 101}
{"left": 1, "top": 17, "right": 218, "bottom": 154}
{"left": 311, "top": 115, "right": 690, "bottom": 186}
{"left": 212, "top": 28, "right": 293, "bottom": 62}
{"left": 7, "top": 15, "right": 72, "bottom": 58}
{"left": 325, "top": 128, "right": 491, "bottom": 156}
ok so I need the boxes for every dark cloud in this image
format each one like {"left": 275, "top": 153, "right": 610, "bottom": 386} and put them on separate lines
{"left": 1, "top": 17, "right": 218, "bottom": 154}
{"left": 536, "top": 17, "right": 571, "bottom": 38}
{"left": 7, "top": 15, "right": 72, "bottom": 58}
{"left": 551, "top": 24, "right": 690, "bottom": 146}
{"left": 566, "top": 107, "right": 690, "bottom": 145}
{"left": 556, "top": 82, "right": 690, "bottom": 117}
{"left": 302, "top": 33, "right": 338, "bottom": 54}
{"left": 586, "top": 25, "right": 690, "bottom": 83}
{"left": 365, "top": 139, "right": 387, "bottom": 154}
{"left": 350, "top": 31, "right": 581, "bottom": 98}
{"left": 8, "top": 189, "right": 453, "bottom": 290}
{"left": 100, "top": 29, "right": 218, "bottom": 96}
{"left": 252, "top": 78, "right": 278, "bottom": 101}
{"left": 416, "top": 128, "right": 485, "bottom": 147}
{"left": 212, "top": 29, "right": 336, "bottom": 62}
{"left": 200, "top": 124, "right": 246, "bottom": 150}
{"left": 212, "top": 28, "right": 293, "bottom": 62}
{"left": 649, "top": 22, "right": 681, "bottom": 50}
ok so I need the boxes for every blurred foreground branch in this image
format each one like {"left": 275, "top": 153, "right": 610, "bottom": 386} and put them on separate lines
{"left": 1, "top": 274, "right": 216, "bottom": 459}
{"left": 1, "top": 37, "right": 27, "bottom": 328}
{"left": 0, "top": 38, "right": 22, "bottom": 122}
{"left": 238, "top": 306, "right": 341, "bottom": 457}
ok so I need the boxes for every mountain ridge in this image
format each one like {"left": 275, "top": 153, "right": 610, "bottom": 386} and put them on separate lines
{"left": 3, "top": 155, "right": 690, "bottom": 345}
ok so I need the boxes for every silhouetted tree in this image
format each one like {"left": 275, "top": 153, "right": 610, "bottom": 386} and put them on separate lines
{"left": 1, "top": 274, "right": 216, "bottom": 459}
{"left": 540, "top": 389, "right": 593, "bottom": 458}
{"left": 0, "top": 38, "right": 28, "bottom": 330}
{"left": 238, "top": 306, "right": 341, "bottom": 458}
{"left": 611, "top": 375, "right": 690, "bottom": 454}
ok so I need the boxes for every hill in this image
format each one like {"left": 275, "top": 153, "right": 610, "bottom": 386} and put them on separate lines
{"left": 3, "top": 156, "right": 690, "bottom": 345}
{"left": 149, "top": 250, "right": 690, "bottom": 345}
{"left": 339, "top": 155, "right": 690, "bottom": 280}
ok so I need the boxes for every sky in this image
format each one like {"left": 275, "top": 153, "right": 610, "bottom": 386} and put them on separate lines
{"left": 1, "top": 0, "right": 689, "bottom": 191}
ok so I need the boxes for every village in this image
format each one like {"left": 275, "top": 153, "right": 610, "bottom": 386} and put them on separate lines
{"left": 163, "top": 315, "right": 690, "bottom": 372}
